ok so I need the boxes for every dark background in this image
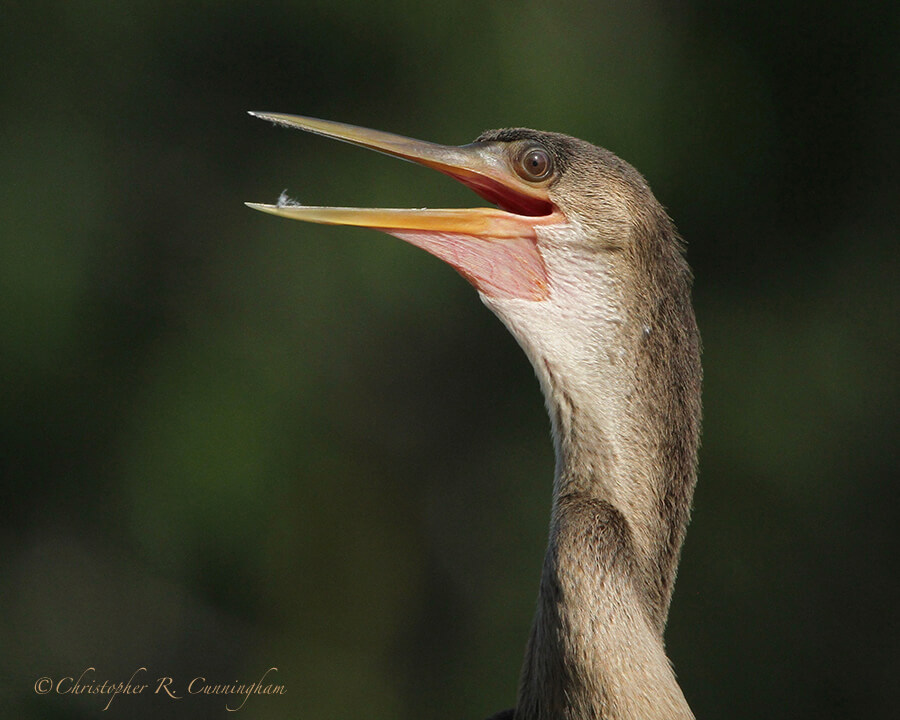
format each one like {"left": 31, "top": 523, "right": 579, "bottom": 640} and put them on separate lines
{"left": 2, "top": 2, "right": 897, "bottom": 718}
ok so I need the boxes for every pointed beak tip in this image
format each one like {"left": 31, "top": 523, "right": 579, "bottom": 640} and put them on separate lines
{"left": 245, "top": 201, "right": 277, "bottom": 214}
{"left": 248, "top": 111, "right": 288, "bottom": 125}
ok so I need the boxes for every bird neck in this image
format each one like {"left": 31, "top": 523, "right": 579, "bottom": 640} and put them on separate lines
{"left": 515, "top": 318, "right": 700, "bottom": 720}
{"left": 482, "top": 219, "right": 702, "bottom": 719}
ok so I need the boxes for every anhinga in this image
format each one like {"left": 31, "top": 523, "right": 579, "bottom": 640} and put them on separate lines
{"left": 248, "top": 113, "right": 702, "bottom": 720}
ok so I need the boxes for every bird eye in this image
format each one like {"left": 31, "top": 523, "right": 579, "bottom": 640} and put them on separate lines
{"left": 516, "top": 146, "right": 553, "bottom": 182}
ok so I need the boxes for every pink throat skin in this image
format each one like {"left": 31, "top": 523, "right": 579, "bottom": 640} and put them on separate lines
{"left": 386, "top": 210, "right": 565, "bottom": 301}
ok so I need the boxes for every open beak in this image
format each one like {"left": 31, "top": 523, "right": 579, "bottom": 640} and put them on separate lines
{"left": 246, "top": 113, "right": 565, "bottom": 300}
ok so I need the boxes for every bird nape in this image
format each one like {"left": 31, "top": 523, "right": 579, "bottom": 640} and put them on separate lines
{"left": 248, "top": 113, "right": 702, "bottom": 720}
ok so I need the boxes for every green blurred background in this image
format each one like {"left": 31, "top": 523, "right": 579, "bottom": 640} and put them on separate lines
{"left": 1, "top": 1, "right": 897, "bottom": 718}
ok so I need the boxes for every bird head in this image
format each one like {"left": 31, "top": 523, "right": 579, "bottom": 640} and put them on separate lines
{"left": 247, "top": 114, "right": 693, "bottom": 403}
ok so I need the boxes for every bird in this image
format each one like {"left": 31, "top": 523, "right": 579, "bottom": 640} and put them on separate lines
{"left": 248, "top": 113, "right": 702, "bottom": 720}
